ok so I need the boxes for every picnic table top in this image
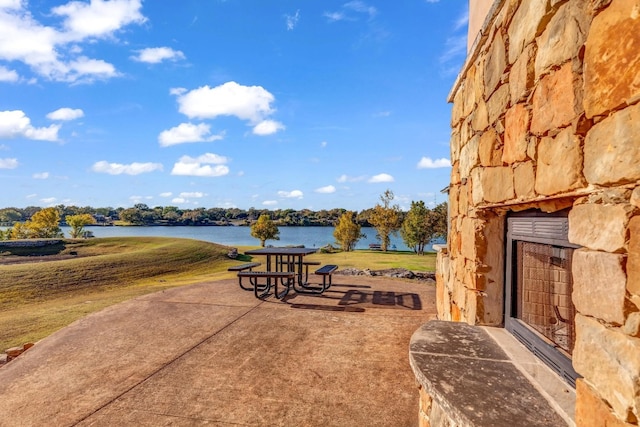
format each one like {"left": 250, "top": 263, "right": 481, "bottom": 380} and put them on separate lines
{"left": 245, "top": 247, "right": 318, "bottom": 256}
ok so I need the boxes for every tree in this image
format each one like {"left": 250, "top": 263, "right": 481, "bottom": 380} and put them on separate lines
{"left": 431, "top": 202, "right": 449, "bottom": 240}
{"left": 25, "top": 207, "right": 63, "bottom": 238}
{"left": 333, "top": 211, "right": 365, "bottom": 251}
{"left": 368, "top": 189, "right": 401, "bottom": 252}
{"left": 401, "top": 201, "right": 435, "bottom": 255}
{"left": 250, "top": 214, "right": 280, "bottom": 247}
{"left": 66, "top": 214, "right": 96, "bottom": 238}
{"left": 8, "top": 222, "right": 30, "bottom": 239}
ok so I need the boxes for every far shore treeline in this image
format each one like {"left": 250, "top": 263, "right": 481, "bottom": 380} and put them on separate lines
{"left": 0, "top": 202, "right": 447, "bottom": 228}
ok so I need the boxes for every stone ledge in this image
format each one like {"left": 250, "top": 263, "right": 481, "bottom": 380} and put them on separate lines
{"left": 409, "top": 320, "right": 575, "bottom": 426}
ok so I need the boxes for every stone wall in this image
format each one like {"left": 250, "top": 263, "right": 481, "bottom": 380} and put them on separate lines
{"left": 441, "top": 0, "right": 640, "bottom": 424}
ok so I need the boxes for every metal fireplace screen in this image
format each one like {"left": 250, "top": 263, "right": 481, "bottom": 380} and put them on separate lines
{"left": 516, "top": 241, "right": 575, "bottom": 355}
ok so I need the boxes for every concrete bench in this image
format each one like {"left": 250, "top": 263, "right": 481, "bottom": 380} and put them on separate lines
{"left": 237, "top": 271, "right": 295, "bottom": 299}
{"left": 314, "top": 264, "right": 338, "bottom": 290}
{"left": 409, "top": 320, "right": 573, "bottom": 426}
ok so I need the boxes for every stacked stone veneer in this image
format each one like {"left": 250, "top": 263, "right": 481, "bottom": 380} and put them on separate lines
{"left": 438, "top": 0, "right": 640, "bottom": 425}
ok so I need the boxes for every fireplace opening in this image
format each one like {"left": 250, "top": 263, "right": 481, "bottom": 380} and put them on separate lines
{"left": 516, "top": 242, "right": 575, "bottom": 355}
{"left": 505, "top": 211, "right": 580, "bottom": 387}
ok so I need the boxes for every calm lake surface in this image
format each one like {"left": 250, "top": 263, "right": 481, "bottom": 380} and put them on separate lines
{"left": 41, "top": 225, "right": 439, "bottom": 252}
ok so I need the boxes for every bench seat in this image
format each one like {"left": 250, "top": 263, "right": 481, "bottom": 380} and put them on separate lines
{"left": 228, "top": 262, "right": 261, "bottom": 272}
{"left": 314, "top": 264, "right": 338, "bottom": 290}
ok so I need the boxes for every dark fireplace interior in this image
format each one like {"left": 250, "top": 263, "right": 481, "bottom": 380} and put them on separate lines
{"left": 516, "top": 242, "right": 575, "bottom": 356}
{"left": 505, "top": 211, "right": 580, "bottom": 387}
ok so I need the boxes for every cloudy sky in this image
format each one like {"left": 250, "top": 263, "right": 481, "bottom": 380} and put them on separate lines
{"left": 0, "top": 0, "right": 468, "bottom": 211}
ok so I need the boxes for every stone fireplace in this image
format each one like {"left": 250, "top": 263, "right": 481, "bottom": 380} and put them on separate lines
{"left": 505, "top": 211, "right": 579, "bottom": 386}
{"left": 420, "top": 0, "right": 640, "bottom": 425}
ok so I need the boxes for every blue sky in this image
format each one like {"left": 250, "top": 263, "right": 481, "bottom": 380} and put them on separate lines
{"left": 0, "top": 0, "right": 468, "bottom": 211}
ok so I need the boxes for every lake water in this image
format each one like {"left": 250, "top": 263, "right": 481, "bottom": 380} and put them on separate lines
{"left": 24, "top": 225, "right": 440, "bottom": 252}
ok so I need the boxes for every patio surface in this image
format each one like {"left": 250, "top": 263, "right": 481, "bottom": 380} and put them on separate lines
{"left": 0, "top": 275, "right": 436, "bottom": 426}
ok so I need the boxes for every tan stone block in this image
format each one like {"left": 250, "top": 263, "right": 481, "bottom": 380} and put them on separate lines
{"left": 569, "top": 203, "right": 634, "bottom": 252}
{"left": 483, "top": 31, "right": 507, "bottom": 99}
{"left": 460, "top": 217, "right": 479, "bottom": 261}
{"left": 471, "top": 99, "right": 489, "bottom": 132}
{"left": 622, "top": 312, "right": 640, "bottom": 338}
{"left": 514, "top": 161, "right": 536, "bottom": 199}
{"left": 572, "top": 249, "right": 627, "bottom": 324}
{"left": 575, "top": 379, "right": 634, "bottom": 427}
{"left": 573, "top": 314, "right": 640, "bottom": 421}
{"left": 462, "top": 88, "right": 476, "bottom": 122}
{"left": 450, "top": 127, "right": 461, "bottom": 164}
{"left": 479, "top": 212, "right": 505, "bottom": 326}
{"left": 534, "top": 128, "right": 586, "bottom": 195}
{"left": 450, "top": 161, "right": 461, "bottom": 185}
{"left": 448, "top": 184, "right": 460, "bottom": 216}
{"left": 584, "top": 102, "right": 640, "bottom": 186}
{"left": 451, "top": 86, "right": 464, "bottom": 126}
{"left": 628, "top": 216, "right": 640, "bottom": 296}
{"left": 486, "top": 84, "right": 510, "bottom": 125}
{"left": 584, "top": 0, "right": 640, "bottom": 118}
{"left": 471, "top": 166, "right": 515, "bottom": 204}
{"left": 458, "top": 183, "right": 469, "bottom": 214}
{"left": 631, "top": 187, "right": 640, "bottom": 208}
{"left": 509, "top": 43, "right": 536, "bottom": 105}
{"left": 502, "top": 103, "right": 530, "bottom": 164}
{"left": 508, "top": 1, "right": 551, "bottom": 64}
{"left": 535, "top": 1, "right": 592, "bottom": 79}
{"left": 530, "top": 62, "right": 583, "bottom": 135}
{"left": 459, "top": 135, "right": 479, "bottom": 179}
{"left": 478, "top": 127, "right": 503, "bottom": 167}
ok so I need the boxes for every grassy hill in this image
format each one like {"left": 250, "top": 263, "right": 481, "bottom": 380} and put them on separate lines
{"left": 0, "top": 237, "right": 436, "bottom": 350}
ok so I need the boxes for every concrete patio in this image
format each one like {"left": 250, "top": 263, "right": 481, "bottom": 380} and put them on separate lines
{"left": 0, "top": 275, "right": 436, "bottom": 426}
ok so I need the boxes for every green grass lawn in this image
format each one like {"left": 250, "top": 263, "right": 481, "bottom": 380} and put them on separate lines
{"left": 0, "top": 237, "right": 436, "bottom": 350}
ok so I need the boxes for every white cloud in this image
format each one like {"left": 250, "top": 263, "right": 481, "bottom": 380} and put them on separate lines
{"left": 278, "top": 190, "right": 304, "bottom": 199}
{"left": 252, "top": 119, "right": 285, "bottom": 136}
{"left": 0, "top": 157, "right": 18, "bottom": 169}
{"left": 454, "top": 7, "right": 469, "bottom": 31}
{"left": 158, "top": 123, "right": 224, "bottom": 146}
{"left": 0, "top": 65, "right": 18, "bottom": 82}
{"left": 174, "top": 81, "right": 278, "bottom": 124}
{"left": 417, "top": 157, "right": 451, "bottom": 169}
{"left": 33, "top": 172, "right": 49, "bottom": 179}
{"left": 368, "top": 173, "right": 394, "bottom": 183}
{"left": 171, "top": 197, "right": 186, "bottom": 204}
{"left": 320, "top": 141, "right": 328, "bottom": 148}
{"left": 40, "top": 197, "right": 56, "bottom": 204}
{"left": 0, "top": 110, "right": 60, "bottom": 141}
{"left": 263, "top": 200, "right": 278, "bottom": 206}
{"left": 285, "top": 9, "right": 300, "bottom": 30}
{"left": 129, "top": 195, "right": 153, "bottom": 203}
{"left": 439, "top": 35, "right": 467, "bottom": 64}
{"left": 91, "top": 160, "right": 163, "bottom": 175}
{"left": 0, "top": 0, "right": 145, "bottom": 83}
{"left": 171, "top": 153, "right": 230, "bottom": 177}
{"left": 373, "top": 111, "right": 391, "bottom": 117}
{"left": 52, "top": 0, "right": 147, "bottom": 40}
{"left": 325, "top": 1, "right": 376, "bottom": 22}
{"left": 159, "top": 192, "right": 172, "bottom": 197}
{"left": 344, "top": 1, "right": 377, "bottom": 19}
{"left": 337, "top": 174, "right": 366, "bottom": 183}
{"left": 179, "top": 191, "right": 204, "bottom": 198}
{"left": 315, "top": 185, "right": 336, "bottom": 194}
{"left": 46, "top": 107, "right": 84, "bottom": 121}
{"left": 132, "top": 47, "right": 185, "bottom": 64}
{"left": 323, "top": 11, "right": 347, "bottom": 22}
